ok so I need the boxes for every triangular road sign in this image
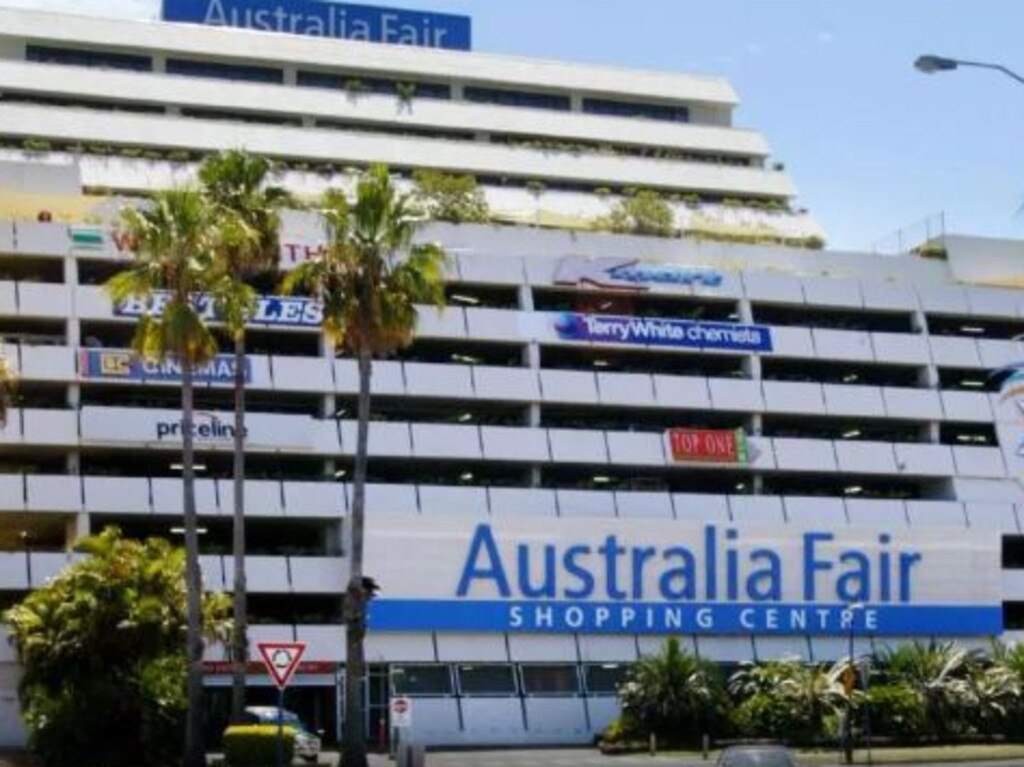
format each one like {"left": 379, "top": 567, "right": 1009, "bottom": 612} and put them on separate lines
{"left": 256, "top": 641, "right": 307, "bottom": 689}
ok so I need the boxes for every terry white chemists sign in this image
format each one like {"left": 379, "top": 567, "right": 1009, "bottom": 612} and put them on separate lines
{"left": 554, "top": 256, "right": 723, "bottom": 291}
{"left": 366, "top": 516, "right": 1001, "bottom": 636}
{"left": 162, "top": 0, "right": 472, "bottom": 50}
{"left": 114, "top": 292, "right": 323, "bottom": 329}
{"left": 79, "top": 349, "right": 251, "bottom": 385}
{"left": 554, "top": 312, "right": 773, "bottom": 353}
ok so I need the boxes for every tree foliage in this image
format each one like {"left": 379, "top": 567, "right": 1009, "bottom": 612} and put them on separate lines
{"left": 618, "top": 637, "right": 728, "bottom": 745}
{"left": 604, "top": 639, "right": 1024, "bottom": 749}
{"left": 729, "top": 658, "right": 846, "bottom": 742}
{"left": 3, "top": 528, "right": 230, "bottom": 767}
{"left": 595, "top": 189, "right": 676, "bottom": 237}
{"left": 412, "top": 169, "right": 490, "bottom": 224}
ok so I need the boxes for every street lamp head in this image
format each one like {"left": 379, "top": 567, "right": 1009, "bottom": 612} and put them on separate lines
{"left": 915, "top": 54, "right": 959, "bottom": 74}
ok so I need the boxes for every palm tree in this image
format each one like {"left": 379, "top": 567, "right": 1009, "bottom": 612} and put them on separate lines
{"left": 106, "top": 188, "right": 219, "bottom": 767}
{"left": 199, "top": 150, "right": 290, "bottom": 722}
{"left": 618, "top": 637, "right": 727, "bottom": 745}
{"left": 283, "top": 165, "right": 447, "bottom": 767}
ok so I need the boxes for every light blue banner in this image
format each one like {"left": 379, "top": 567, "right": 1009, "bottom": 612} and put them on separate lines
{"left": 369, "top": 599, "right": 1002, "bottom": 636}
{"left": 163, "top": 0, "right": 472, "bottom": 50}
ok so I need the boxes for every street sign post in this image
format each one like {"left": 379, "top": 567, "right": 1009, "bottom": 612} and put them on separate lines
{"left": 257, "top": 642, "right": 307, "bottom": 767}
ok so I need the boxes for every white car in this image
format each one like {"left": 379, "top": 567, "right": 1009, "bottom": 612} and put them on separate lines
{"left": 243, "top": 706, "right": 322, "bottom": 763}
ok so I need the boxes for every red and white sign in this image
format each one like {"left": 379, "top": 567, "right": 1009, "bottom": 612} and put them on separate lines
{"left": 390, "top": 696, "right": 413, "bottom": 728}
{"left": 257, "top": 641, "right": 307, "bottom": 689}
{"left": 667, "top": 428, "right": 748, "bottom": 464}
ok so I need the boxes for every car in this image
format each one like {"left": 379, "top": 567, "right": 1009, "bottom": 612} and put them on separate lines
{"left": 717, "top": 745, "right": 800, "bottom": 767}
{"left": 243, "top": 706, "right": 322, "bottom": 763}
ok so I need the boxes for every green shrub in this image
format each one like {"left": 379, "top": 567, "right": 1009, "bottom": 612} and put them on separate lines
{"left": 224, "top": 724, "right": 296, "bottom": 767}
{"left": 22, "top": 138, "right": 52, "bottom": 152}
{"left": 412, "top": 169, "right": 490, "bottom": 223}
{"left": 863, "top": 684, "right": 927, "bottom": 739}
{"left": 594, "top": 189, "right": 676, "bottom": 237}
{"left": 733, "top": 692, "right": 814, "bottom": 743}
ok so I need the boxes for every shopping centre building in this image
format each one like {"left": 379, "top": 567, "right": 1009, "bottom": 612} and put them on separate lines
{"left": 1, "top": 0, "right": 1024, "bottom": 750}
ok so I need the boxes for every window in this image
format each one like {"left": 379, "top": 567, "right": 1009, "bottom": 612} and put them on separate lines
{"left": 519, "top": 664, "right": 580, "bottom": 695}
{"left": 391, "top": 665, "right": 453, "bottom": 696}
{"left": 583, "top": 97, "right": 688, "bottom": 123}
{"left": 1004, "top": 602, "right": 1024, "bottom": 630}
{"left": 583, "top": 663, "right": 628, "bottom": 695}
{"left": 1003, "top": 537, "right": 1024, "bottom": 569}
{"left": 166, "top": 58, "right": 283, "bottom": 83}
{"left": 457, "top": 664, "right": 518, "bottom": 696}
{"left": 464, "top": 86, "right": 570, "bottom": 111}
{"left": 27, "top": 44, "right": 151, "bottom": 72}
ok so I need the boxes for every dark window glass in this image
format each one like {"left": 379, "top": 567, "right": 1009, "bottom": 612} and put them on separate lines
{"left": 464, "top": 86, "right": 569, "bottom": 111}
{"left": 166, "top": 58, "right": 282, "bottom": 83}
{"left": 1004, "top": 602, "right": 1024, "bottom": 630}
{"left": 457, "top": 664, "right": 518, "bottom": 695}
{"left": 583, "top": 97, "right": 689, "bottom": 123}
{"left": 583, "top": 663, "right": 628, "bottom": 694}
{"left": 27, "top": 44, "right": 151, "bottom": 72}
{"left": 392, "top": 665, "right": 452, "bottom": 696}
{"left": 520, "top": 664, "right": 580, "bottom": 695}
{"left": 1003, "top": 536, "right": 1024, "bottom": 569}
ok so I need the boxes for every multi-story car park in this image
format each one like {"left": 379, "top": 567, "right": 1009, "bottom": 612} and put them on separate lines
{"left": 0, "top": 0, "right": 1023, "bottom": 751}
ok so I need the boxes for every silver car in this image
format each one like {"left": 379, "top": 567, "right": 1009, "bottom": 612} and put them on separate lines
{"left": 718, "top": 746, "right": 800, "bottom": 767}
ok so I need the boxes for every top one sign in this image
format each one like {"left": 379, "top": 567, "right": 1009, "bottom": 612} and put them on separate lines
{"left": 163, "top": 0, "right": 472, "bottom": 50}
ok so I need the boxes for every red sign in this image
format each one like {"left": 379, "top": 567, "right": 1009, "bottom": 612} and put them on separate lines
{"left": 257, "top": 642, "right": 307, "bottom": 689}
{"left": 667, "top": 428, "right": 748, "bottom": 464}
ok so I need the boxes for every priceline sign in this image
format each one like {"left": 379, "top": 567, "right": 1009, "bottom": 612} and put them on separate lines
{"left": 366, "top": 517, "right": 1002, "bottom": 636}
{"left": 162, "top": 0, "right": 472, "bottom": 50}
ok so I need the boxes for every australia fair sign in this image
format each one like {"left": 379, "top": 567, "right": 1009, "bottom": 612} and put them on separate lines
{"left": 163, "top": 0, "right": 472, "bottom": 50}
{"left": 366, "top": 516, "right": 1001, "bottom": 636}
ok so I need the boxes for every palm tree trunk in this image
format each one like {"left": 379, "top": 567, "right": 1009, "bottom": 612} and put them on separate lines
{"left": 342, "top": 346, "right": 372, "bottom": 767}
{"left": 230, "top": 331, "right": 248, "bottom": 722}
{"left": 181, "top": 359, "right": 207, "bottom": 767}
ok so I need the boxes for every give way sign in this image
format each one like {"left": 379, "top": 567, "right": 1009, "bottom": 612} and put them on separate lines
{"left": 257, "top": 641, "right": 307, "bottom": 689}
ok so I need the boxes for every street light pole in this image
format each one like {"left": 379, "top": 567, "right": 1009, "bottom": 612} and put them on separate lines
{"left": 914, "top": 55, "right": 1024, "bottom": 87}
{"left": 843, "top": 602, "right": 865, "bottom": 765}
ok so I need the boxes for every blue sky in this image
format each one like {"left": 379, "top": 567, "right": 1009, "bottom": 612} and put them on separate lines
{"left": 7, "top": 0, "right": 1024, "bottom": 251}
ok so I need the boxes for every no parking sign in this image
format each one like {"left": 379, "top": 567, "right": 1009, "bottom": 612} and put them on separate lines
{"left": 390, "top": 696, "right": 413, "bottom": 728}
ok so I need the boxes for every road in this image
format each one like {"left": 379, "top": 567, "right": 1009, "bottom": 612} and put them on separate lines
{"left": 362, "top": 752, "right": 1024, "bottom": 767}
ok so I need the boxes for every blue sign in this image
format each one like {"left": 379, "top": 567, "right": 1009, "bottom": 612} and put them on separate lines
{"left": 367, "top": 520, "right": 1002, "bottom": 637}
{"left": 555, "top": 312, "right": 773, "bottom": 353}
{"left": 554, "top": 256, "right": 722, "bottom": 290}
{"left": 163, "top": 0, "right": 472, "bottom": 50}
{"left": 79, "top": 349, "right": 251, "bottom": 384}
{"left": 114, "top": 292, "right": 323, "bottom": 329}
{"left": 369, "top": 600, "right": 1002, "bottom": 636}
